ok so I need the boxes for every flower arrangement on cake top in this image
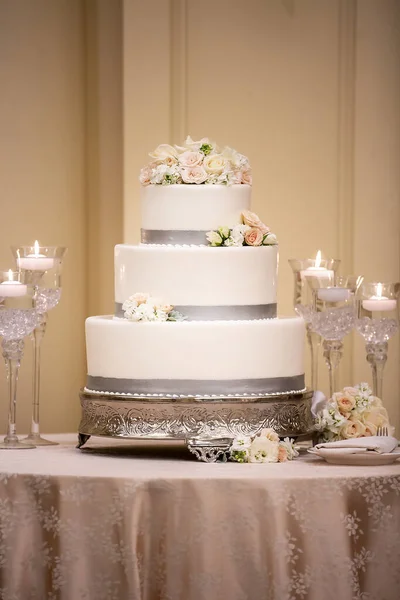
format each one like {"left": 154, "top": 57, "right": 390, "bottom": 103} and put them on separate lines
{"left": 139, "top": 136, "right": 251, "bottom": 186}
{"left": 314, "top": 382, "right": 392, "bottom": 442}
{"left": 230, "top": 428, "right": 299, "bottom": 463}
{"left": 122, "top": 293, "right": 186, "bottom": 323}
{"left": 206, "top": 210, "right": 278, "bottom": 247}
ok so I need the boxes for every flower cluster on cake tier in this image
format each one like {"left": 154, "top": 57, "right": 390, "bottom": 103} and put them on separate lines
{"left": 140, "top": 136, "right": 252, "bottom": 186}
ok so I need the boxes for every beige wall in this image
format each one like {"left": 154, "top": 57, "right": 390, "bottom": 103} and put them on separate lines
{"left": 0, "top": 0, "right": 122, "bottom": 434}
{"left": 124, "top": 0, "right": 400, "bottom": 429}
{"left": 0, "top": 1, "right": 398, "bottom": 435}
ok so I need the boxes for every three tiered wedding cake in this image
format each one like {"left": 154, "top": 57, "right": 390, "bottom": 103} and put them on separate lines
{"left": 84, "top": 137, "right": 306, "bottom": 398}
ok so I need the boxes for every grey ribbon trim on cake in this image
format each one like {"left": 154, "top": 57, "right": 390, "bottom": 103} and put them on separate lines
{"left": 115, "top": 303, "right": 277, "bottom": 320}
{"left": 141, "top": 229, "right": 209, "bottom": 245}
{"left": 87, "top": 375, "right": 305, "bottom": 396}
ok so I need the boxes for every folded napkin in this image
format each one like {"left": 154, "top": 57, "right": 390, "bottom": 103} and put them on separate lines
{"left": 314, "top": 436, "right": 398, "bottom": 455}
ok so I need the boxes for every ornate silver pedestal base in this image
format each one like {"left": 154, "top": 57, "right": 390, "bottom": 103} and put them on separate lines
{"left": 78, "top": 388, "right": 314, "bottom": 462}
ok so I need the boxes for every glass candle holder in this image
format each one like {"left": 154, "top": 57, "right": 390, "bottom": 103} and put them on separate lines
{"left": 308, "top": 281, "right": 355, "bottom": 398}
{"left": 11, "top": 243, "right": 67, "bottom": 446}
{"left": 0, "top": 270, "right": 40, "bottom": 449}
{"left": 356, "top": 282, "right": 399, "bottom": 399}
{"left": 288, "top": 252, "right": 340, "bottom": 390}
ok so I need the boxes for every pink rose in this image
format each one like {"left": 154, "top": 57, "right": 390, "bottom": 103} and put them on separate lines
{"left": 241, "top": 210, "right": 270, "bottom": 235}
{"left": 244, "top": 228, "right": 263, "bottom": 246}
{"left": 340, "top": 419, "right": 366, "bottom": 439}
{"left": 332, "top": 391, "right": 356, "bottom": 414}
{"left": 179, "top": 151, "right": 204, "bottom": 168}
{"left": 241, "top": 169, "right": 252, "bottom": 185}
{"left": 180, "top": 166, "right": 208, "bottom": 184}
{"left": 278, "top": 445, "right": 288, "bottom": 462}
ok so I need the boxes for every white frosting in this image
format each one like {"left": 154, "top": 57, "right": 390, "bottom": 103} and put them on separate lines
{"left": 141, "top": 184, "right": 251, "bottom": 231}
{"left": 115, "top": 244, "right": 278, "bottom": 306}
{"left": 86, "top": 315, "right": 305, "bottom": 382}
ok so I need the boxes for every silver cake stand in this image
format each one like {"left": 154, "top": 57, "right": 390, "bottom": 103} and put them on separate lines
{"left": 77, "top": 388, "right": 314, "bottom": 462}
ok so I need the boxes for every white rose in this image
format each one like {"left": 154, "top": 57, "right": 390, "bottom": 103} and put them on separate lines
{"left": 180, "top": 166, "right": 208, "bottom": 184}
{"left": 222, "top": 146, "right": 250, "bottom": 169}
{"left": 179, "top": 151, "right": 204, "bottom": 167}
{"left": 362, "top": 406, "right": 389, "bottom": 428}
{"left": 149, "top": 144, "right": 178, "bottom": 163}
{"left": 248, "top": 437, "right": 279, "bottom": 463}
{"left": 203, "top": 154, "right": 226, "bottom": 175}
{"left": 206, "top": 230, "right": 223, "bottom": 246}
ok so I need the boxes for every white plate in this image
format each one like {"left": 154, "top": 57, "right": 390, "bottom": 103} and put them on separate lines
{"left": 308, "top": 446, "right": 400, "bottom": 466}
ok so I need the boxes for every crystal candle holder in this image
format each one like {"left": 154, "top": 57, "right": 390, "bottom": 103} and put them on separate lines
{"left": 308, "top": 281, "right": 355, "bottom": 398}
{"left": 11, "top": 243, "right": 67, "bottom": 446}
{"left": 356, "top": 282, "right": 399, "bottom": 399}
{"left": 288, "top": 253, "right": 340, "bottom": 390}
{"left": 0, "top": 271, "right": 40, "bottom": 449}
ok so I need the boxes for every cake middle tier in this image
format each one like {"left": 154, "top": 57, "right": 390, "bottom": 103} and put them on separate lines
{"left": 115, "top": 244, "right": 278, "bottom": 320}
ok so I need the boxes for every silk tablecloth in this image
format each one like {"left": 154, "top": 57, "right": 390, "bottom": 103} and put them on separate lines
{"left": 0, "top": 434, "right": 400, "bottom": 600}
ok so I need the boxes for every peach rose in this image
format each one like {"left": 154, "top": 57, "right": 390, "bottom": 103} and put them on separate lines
{"left": 241, "top": 169, "right": 252, "bottom": 185}
{"left": 131, "top": 292, "right": 149, "bottom": 305}
{"left": 341, "top": 419, "right": 366, "bottom": 439}
{"left": 203, "top": 154, "right": 226, "bottom": 175}
{"left": 179, "top": 151, "right": 204, "bottom": 168}
{"left": 278, "top": 445, "right": 288, "bottom": 462}
{"left": 259, "top": 428, "right": 280, "bottom": 443}
{"left": 180, "top": 166, "right": 208, "bottom": 184}
{"left": 244, "top": 228, "right": 263, "bottom": 246}
{"left": 332, "top": 391, "right": 356, "bottom": 414}
{"left": 241, "top": 210, "right": 269, "bottom": 235}
{"left": 363, "top": 422, "right": 378, "bottom": 437}
{"left": 159, "top": 304, "right": 173, "bottom": 314}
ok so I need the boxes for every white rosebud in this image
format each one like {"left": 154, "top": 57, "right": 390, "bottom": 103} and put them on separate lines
{"left": 206, "top": 230, "right": 223, "bottom": 246}
{"left": 218, "top": 226, "right": 230, "bottom": 239}
{"left": 262, "top": 233, "right": 278, "bottom": 246}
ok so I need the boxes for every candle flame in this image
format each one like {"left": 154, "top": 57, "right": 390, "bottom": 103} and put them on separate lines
{"left": 315, "top": 250, "right": 322, "bottom": 268}
{"left": 7, "top": 269, "right": 13, "bottom": 282}
{"left": 34, "top": 240, "right": 40, "bottom": 256}
{"left": 376, "top": 283, "right": 383, "bottom": 298}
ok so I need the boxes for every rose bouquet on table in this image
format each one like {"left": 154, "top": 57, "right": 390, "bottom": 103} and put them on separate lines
{"left": 230, "top": 428, "right": 299, "bottom": 463}
{"left": 314, "top": 382, "right": 393, "bottom": 442}
{"left": 206, "top": 210, "right": 278, "bottom": 248}
{"left": 139, "top": 136, "right": 252, "bottom": 186}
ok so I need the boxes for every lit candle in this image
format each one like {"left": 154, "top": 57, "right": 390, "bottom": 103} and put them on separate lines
{"left": 318, "top": 287, "right": 351, "bottom": 303}
{"left": 362, "top": 283, "right": 397, "bottom": 312}
{"left": 17, "top": 240, "right": 54, "bottom": 271}
{"left": 0, "top": 270, "right": 27, "bottom": 297}
{"left": 301, "top": 250, "right": 334, "bottom": 280}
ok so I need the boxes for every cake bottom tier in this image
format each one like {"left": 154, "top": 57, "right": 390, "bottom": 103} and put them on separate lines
{"left": 85, "top": 316, "right": 306, "bottom": 396}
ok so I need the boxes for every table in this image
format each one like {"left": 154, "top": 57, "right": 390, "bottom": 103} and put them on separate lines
{"left": 0, "top": 434, "right": 399, "bottom": 600}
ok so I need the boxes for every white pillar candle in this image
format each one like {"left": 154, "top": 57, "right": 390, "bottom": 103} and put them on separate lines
{"left": 362, "top": 297, "right": 397, "bottom": 312}
{"left": 0, "top": 272, "right": 27, "bottom": 297}
{"left": 17, "top": 240, "right": 54, "bottom": 271}
{"left": 318, "top": 287, "right": 351, "bottom": 303}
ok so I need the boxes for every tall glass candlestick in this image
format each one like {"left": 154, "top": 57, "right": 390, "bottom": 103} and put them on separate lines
{"left": 12, "top": 243, "right": 67, "bottom": 446}
{"left": 0, "top": 271, "right": 40, "bottom": 449}
{"left": 356, "top": 282, "right": 399, "bottom": 399}
{"left": 288, "top": 252, "right": 340, "bottom": 390}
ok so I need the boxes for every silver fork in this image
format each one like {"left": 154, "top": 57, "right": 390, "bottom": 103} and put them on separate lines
{"left": 377, "top": 426, "right": 389, "bottom": 436}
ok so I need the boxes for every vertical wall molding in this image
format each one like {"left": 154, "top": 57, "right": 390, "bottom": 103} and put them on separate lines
{"left": 170, "top": 0, "right": 187, "bottom": 143}
{"left": 336, "top": 0, "right": 357, "bottom": 386}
